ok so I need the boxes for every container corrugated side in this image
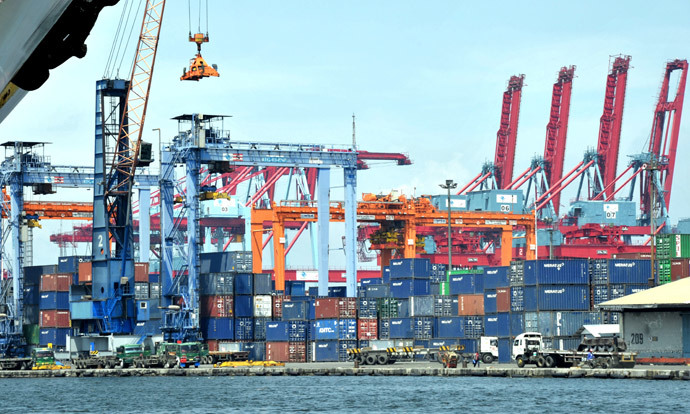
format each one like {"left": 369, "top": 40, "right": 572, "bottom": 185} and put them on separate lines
{"left": 523, "top": 259, "right": 589, "bottom": 285}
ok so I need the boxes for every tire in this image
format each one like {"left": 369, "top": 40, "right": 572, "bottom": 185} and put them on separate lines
{"left": 376, "top": 354, "right": 389, "bottom": 365}
{"left": 354, "top": 355, "right": 364, "bottom": 365}
{"left": 536, "top": 355, "right": 546, "bottom": 368}
{"left": 119, "top": 359, "right": 125, "bottom": 369}
{"left": 545, "top": 355, "right": 555, "bottom": 368}
{"left": 516, "top": 356, "right": 526, "bottom": 368}
{"left": 605, "top": 345, "right": 615, "bottom": 352}
{"left": 164, "top": 361, "right": 171, "bottom": 369}
{"left": 364, "top": 354, "right": 377, "bottom": 366}
{"left": 482, "top": 354, "right": 494, "bottom": 364}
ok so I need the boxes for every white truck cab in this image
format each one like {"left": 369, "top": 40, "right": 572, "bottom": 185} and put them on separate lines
{"left": 479, "top": 336, "right": 499, "bottom": 363}
{"left": 512, "top": 332, "right": 543, "bottom": 360}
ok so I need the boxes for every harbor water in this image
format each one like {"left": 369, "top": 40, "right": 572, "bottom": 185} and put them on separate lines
{"left": 2, "top": 375, "right": 689, "bottom": 413}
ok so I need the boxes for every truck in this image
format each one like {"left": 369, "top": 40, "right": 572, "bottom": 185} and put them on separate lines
{"left": 0, "top": 347, "right": 69, "bottom": 370}
{"left": 116, "top": 344, "right": 145, "bottom": 368}
{"left": 512, "top": 332, "right": 636, "bottom": 369}
{"left": 72, "top": 351, "right": 122, "bottom": 369}
{"left": 134, "top": 342, "right": 202, "bottom": 368}
{"left": 199, "top": 344, "right": 249, "bottom": 365}
{"left": 347, "top": 345, "right": 467, "bottom": 366}
{"left": 477, "top": 336, "right": 499, "bottom": 364}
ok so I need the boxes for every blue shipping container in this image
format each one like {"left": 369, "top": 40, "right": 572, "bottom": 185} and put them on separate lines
{"left": 413, "top": 317, "right": 433, "bottom": 339}
{"left": 483, "top": 267, "right": 510, "bottom": 290}
{"left": 608, "top": 259, "right": 652, "bottom": 284}
{"left": 484, "top": 290, "right": 497, "bottom": 314}
{"left": 286, "top": 281, "right": 306, "bottom": 296}
{"left": 449, "top": 274, "right": 480, "bottom": 295}
{"left": 234, "top": 273, "right": 253, "bottom": 295}
{"left": 265, "top": 321, "right": 290, "bottom": 342}
{"left": 328, "top": 286, "right": 347, "bottom": 297}
{"left": 523, "top": 285, "right": 590, "bottom": 311}
{"left": 241, "top": 342, "right": 266, "bottom": 361}
{"left": 433, "top": 296, "right": 458, "bottom": 317}
{"left": 498, "top": 338, "right": 512, "bottom": 363}
{"left": 523, "top": 259, "right": 589, "bottom": 285}
{"left": 464, "top": 316, "right": 484, "bottom": 339}
{"left": 360, "top": 278, "right": 382, "bottom": 286}
{"left": 234, "top": 317, "right": 254, "bottom": 341}
{"left": 338, "top": 319, "right": 357, "bottom": 340}
{"left": 390, "top": 279, "right": 431, "bottom": 298}
{"left": 434, "top": 317, "right": 464, "bottom": 338}
{"left": 357, "top": 298, "right": 378, "bottom": 318}
{"left": 199, "top": 273, "right": 234, "bottom": 295}
{"left": 314, "top": 319, "right": 339, "bottom": 340}
{"left": 201, "top": 318, "right": 234, "bottom": 340}
{"left": 537, "top": 311, "right": 602, "bottom": 337}
{"left": 282, "top": 301, "right": 309, "bottom": 320}
{"left": 253, "top": 318, "right": 270, "bottom": 341}
{"left": 496, "top": 313, "right": 511, "bottom": 337}
{"left": 378, "top": 319, "right": 390, "bottom": 339}
{"left": 253, "top": 273, "right": 272, "bottom": 295}
{"left": 510, "top": 312, "right": 524, "bottom": 336}
{"left": 388, "top": 318, "right": 414, "bottom": 339}
{"left": 410, "top": 296, "right": 435, "bottom": 316}
{"left": 397, "top": 299, "right": 410, "bottom": 318}
{"left": 382, "top": 267, "right": 391, "bottom": 284}
{"left": 39, "top": 292, "right": 69, "bottom": 310}
{"left": 510, "top": 286, "right": 524, "bottom": 312}
{"left": 234, "top": 295, "right": 253, "bottom": 317}
{"left": 57, "top": 256, "right": 89, "bottom": 273}
{"left": 338, "top": 340, "right": 357, "bottom": 362}
{"left": 365, "top": 285, "right": 390, "bottom": 298}
{"left": 289, "top": 320, "right": 308, "bottom": 341}
{"left": 23, "top": 285, "right": 39, "bottom": 306}
{"left": 39, "top": 328, "right": 70, "bottom": 347}
{"left": 389, "top": 258, "right": 430, "bottom": 279}
{"left": 313, "top": 341, "right": 339, "bottom": 362}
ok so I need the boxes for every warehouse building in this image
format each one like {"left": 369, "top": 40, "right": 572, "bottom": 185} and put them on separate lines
{"left": 599, "top": 277, "right": 690, "bottom": 361}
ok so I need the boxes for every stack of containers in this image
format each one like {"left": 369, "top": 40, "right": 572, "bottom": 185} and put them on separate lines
{"left": 39, "top": 273, "right": 71, "bottom": 348}
{"left": 656, "top": 234, "right": 690, "bottom": 284}
{"left": 199, "top": 272, "right": 235, "bottom": 343}
{"left": 482, "top": 266, "right": 512, "bottom": 361}
{"left": 357, "top": 296, "right": 378, "bottom": 346}
{"left": 267, "top": 279, "right": 310, "bottom": 362}
{"left": 520, "top": 259, "right": 593, "bottom": 347}
{"left": 22, "top": 265, "right": 53, "bottom": 345}
{"left": 310, "top": 297, "right": 357, "bottom": 362}
{"left": 592, "top": 259, "right": 651, "bottom": 324}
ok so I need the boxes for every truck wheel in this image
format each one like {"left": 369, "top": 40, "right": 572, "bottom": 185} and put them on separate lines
{"left": 545, "top": 355, "right": 555, "bottom": 368}
{"left": 482, "top": 354, "right": 494, "bottom": 364}
{"left": 354, "top": 355, "right": 364, "bottom": 365}
{"left": 516, "top": 356, "right": 526, "bottom": 368}
{"left": 20, "top": 362, "right": 27, "bottom": 370}
{"left": 364, "top": 354, "right": 376, "bottom": 365}
{"left": 536, "top": 356, "right": 546, "bottom": 368}
{"left": 376, "top": 354, "right": 389, "bottom": 365}
{"left": 164, "top": 361, "right": 171, "bottom": 369}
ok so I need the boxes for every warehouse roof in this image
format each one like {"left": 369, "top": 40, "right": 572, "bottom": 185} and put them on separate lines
{"left": 598, "top": 277, "right": 690, "bottom": 310}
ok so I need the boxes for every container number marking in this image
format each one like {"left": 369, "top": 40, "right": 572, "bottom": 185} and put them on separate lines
{"left": 630, "top": 333, "right": 643, "bottom": 345}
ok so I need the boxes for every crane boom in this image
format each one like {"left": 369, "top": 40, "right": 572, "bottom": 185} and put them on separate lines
{"left": 494, "top": 75, "right": 525, "bottom": 189}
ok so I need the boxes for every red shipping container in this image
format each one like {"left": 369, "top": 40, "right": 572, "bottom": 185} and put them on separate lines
{"left": 315, "top": 298, "right": 339, "bottom": 319}
{"left": 358, "top": 318, "right": 378, "bottom": 340}
{"left": 40, "top": 310, "right": 70, "bottom": 328}
{"left": 671, "top": 259, "right": 690, "bottom": 281}
{"left": 496, "top": 287, "right": 510, "bottom": 313}
{"left": 200, "top": 295, "right": 234, "bottom": 318}
{"left": 458, "top": 294, "right": 484, "bottom": 316}
{"left": 78, "top": 262, "right": 92, "bottom": 284}
{"left": 207, "top": 339, "right": 219, "bottom": 352}
{"left": 40, "top": 274, "right": 71, "bottom": 292}
{"left": 266, "top": 342, "right": 290, "bottom": 362}
{"left": 272, "top": 295, "right": 290, "bottom": 319}
{"left": 134, "top": 262, "right": 150, "bottom": 282}
{"left": 337, "top": 298, "right": 357, "bottom": 318}
{"left": 288, "top": 341, "right": 306, "bottom": 362}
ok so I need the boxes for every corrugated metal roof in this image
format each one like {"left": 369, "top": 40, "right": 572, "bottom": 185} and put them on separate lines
{"left": 597, "top": 277, "right": 690, "bottom": 310}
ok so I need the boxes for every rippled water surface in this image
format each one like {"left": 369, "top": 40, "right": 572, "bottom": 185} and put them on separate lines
{"left": 2, "top": 375, "right": 687, "bottom": 413}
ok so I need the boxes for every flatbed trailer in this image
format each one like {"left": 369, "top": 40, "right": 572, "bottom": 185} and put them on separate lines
{"left": 202, "top": 351, "right": 249, "bottom": 365}
{"left": 347, "top": 345, "right": 468, "bottom": 366}
{"left": 0, "top": 357, "right": 33, "bottom": 370}
{"left": 72, "top": 354, "right": 120, "bottom": 369}
{"left": 515, "top": 348, "right": 636, "bottom": 369}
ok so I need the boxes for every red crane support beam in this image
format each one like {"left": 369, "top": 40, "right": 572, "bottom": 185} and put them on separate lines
{"left": 535, "top": 160, "right": 585, "bottom": 204}
{"left": 494, "top": 74, "right": 525, "bottom": 189}
{"left": 596, "top": 55, "right": 631, "bottom": 198}
{"left": 464, "top": 172, "right": 492, "bottom": 194}
{"left": 592, "top": 164, "right": 634, "bottom": 201}
{"left": 605, "top": 166, "right": 644, "bottom": 201}
{"left": 457, "top": 172, "right": 483, "bottom": 195}
{"left": 542, "top": 65, "right": 576, "bottom": 216}
{"left": 506, "top": 166, "right": 533, "bottom": 189}
{"left": 536, "top": 160, "right": 594, "bottom": 211}
{"left": 512, "top": 166, "right": 541, "bottom": 190}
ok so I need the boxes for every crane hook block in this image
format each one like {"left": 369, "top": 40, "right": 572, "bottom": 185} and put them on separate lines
{"left": 181, "top": 33, "right": 219, "bottom": 81}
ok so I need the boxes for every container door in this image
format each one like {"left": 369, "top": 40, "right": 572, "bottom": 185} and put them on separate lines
{"left": 683, "top": 314, "right": 690, "bottom": 358}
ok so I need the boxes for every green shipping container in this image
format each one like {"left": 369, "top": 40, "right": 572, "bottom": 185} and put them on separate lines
{"left": 670, "top": 234, "right": 690, "bottom": 258}
{"left": 448, "top": 269, "right": 483, "bottom": 276}
{"left": 439, "top": 282, "right": 450, "bottom": 295}
{"left": 23, "top": 324, "right": 40, "bottom": 345}
{"left": 655, "top": 235, "right": 672, "bottom": 259}
{"left": 376, "top": 298, "right": 399, "bottom": 318}
{"left": 657, "top": 259, "right": 671, "bottom": 284}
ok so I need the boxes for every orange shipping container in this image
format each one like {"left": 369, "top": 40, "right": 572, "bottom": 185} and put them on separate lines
{"left": 671, "top": 259, "right": 690, "bottom": 281}
{"left": 200, "top": 295, "right": 234, "bottom": 318}
{"left": 40, "top": 274, "right": 71, "bottom": 292}
{"left": 78, "top": 262, "right": 93, "bottom": 284}
{"left": 266, "top": 342, "right": 290, "bottom": 362}
{"left": 458, "top": 294, "right": 484, "bottom": 316}
{"left": 496, "top": 287, "right": 511, "bottom": 313}
{"left": 40, "top": 309, "right": 71, "bottom": 328}
{"left": 134, "top": 262, "right": 150, "bottom": 282}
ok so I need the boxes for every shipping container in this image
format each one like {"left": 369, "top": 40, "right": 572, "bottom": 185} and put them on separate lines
{"left": 288, "top": 341, "right": 307, "bottom": 363}
{"left": 592, "top": 284, "right": 609, "bottom": 305}
{"left": 523, "top": 259, "right": 589, "bottom": 285}
{"left": 25, "top": 265, "right": 57, "bottom": 286}
{"left": 57, "top": 256, "right": 89, "bottom": 273}
{"left": 134, "top": 262, "right": 149, "bottom": 282}
{"left": 312, "top": 341, "right": 339, "bottom": 362}
{"left": 40, "top": 274, "right": 71, "bottom": 292}
{"left": 39, "top": 328, "right": 70, "bottom": 347}
{"left": 458, "top": 294, "right": 484, "bottom": 316}
{"left": 200, "top": 317, "right": 234, "bottom": 340}
{"left": 360, "top": 278, "right": 382, "bottom": 287}
{"left": 253, "top": 273, "right": 272, "bottom": 295}
{"left": 234, "top": 295, "right": 253, "bottom": 318}
{"left": 313, "top": 297, "right": 356, "bottom": 319}
{"left": 234, "top": 273, "right": 254, "bottom": 295}
{"left": 134, "top": 282, "right": 149, "bottom": 300}
{"left": 199, "top": 273, "right": 234, "bottom": 295}
{"left": 253, "top": 318, "right": 270, "bottom": 341}
{"left": 484, "top": 313, "right": 510, "bottom": 337}
{"left": 253, "top": 295, "right": 272, "bottom": 318}
{"left": 265, "top": 342, "right": 290, "bottom": 362}
{"left": 338, "top": 340, "right": 357, "bottom": 362}
{"left": 382, "top": 267, "right": 391, "bottom": 284}
{"left": 282, "top": 300, "right": 309, "bottom": 320}
{"left": 483, "top": 267, "right": 510, "bottom": 289}
{"left": 464, "top": 316, "right": 484, "bottom": 339}
{"left": 537, "top": 311, "right": 602, "bottom": 337}
{"left": 285, "top": 280, "right": 306, "bottom": 296}
{"left": 389, "top": 258, "right": 430, "bottom": 279}
{"left": 365, "top": 284, "right": 390, "bottom": 298}
{"left": 522, "top": 285, "right": 590, "bottom": 311}
{"left": 289, "top": 321, "right": 308, "bottom": 341}
{"left": 434, "top": 317, "right": 464, "bottom": 338}
{"left": 358, "top": 318, "right": 378, "bottom": 340}
{"left": 483, "top": 290, "right": 497, "bottom": 314}
{"left": 23, "top": 285, "right": 39, "bottom": 306}
{"left": 671, "top": 258, "right": 690, "bottom": 281}
{"left": 498, "top": 338, "right": 512, "bottom": 363}
{"left": 328, "top": 286, "right": 347, "bottom": 297}
{"left": 388, "top": 318, "right": 414, "bottom": 339}
{"left": 149, "top": 284, "right": 160, "bottom": 299}
{"left": 313, "top": 319, "right": 339, "bottom": 341}
{"left": 510, "top": 312, "right": 524, "bottom": 336}
{"left": 200, "top": 295, "right": 233, "bottom": 318}
{"left": 39, "top": 292, "right": 69, "bottom": 310}
{"left": 409, "top": 295, "right": 435, "bottom": 316}
{"left": 234, "top": 317, "right": 254, "bottom": 341}
{"left": 240, "top": 342, "right": 266, "bottom": 361}
{"left": 265, "top": 321, "right": 291, "bottom": 342}
{"left": 396, "top": 299, "right": 410, "bottom": 318}
{"left": 357, "top": 298, "right": 378, "bottom": 318}
{"left": 200, "top": 251, "right": 252, "bottom": 273}
{"left": 496, "top": 287, "right": 510, "bottom": 313}
{"left": 433, "top": 296, "right": 458, "bottom": 317}
{"left": 376, "top": 298, "right": 399, "bottom": 318}
{"left": 510, "top": 286, "right": 524, "bottom": 312}
{"left": 78, "top": 261, "right": 92, "bottom": 284}
{"left": 272, "top": 295, "right": 288, "bottom": 319}
{"left": 338, "top": 319, "right": 357, "bottom": 340}
{"left": 607, "top": 259, "right": 652, "bottom": 284}
{"left": 510, "top": 260, "right": 524, "bottom": 286}
{"left": 390, "top": 279, "right": 431, "bottom": 298}
{"left": 39, "top": 309, "right": 70, "bottom": 328}
{"left": 413, "top": 317, "right": 433, "bottom": 339}
{"left": 609, "top": 284, "right": 649, "bottom": 300}
{"left": 69, "top": 301, "right": 94, "bottom": 320}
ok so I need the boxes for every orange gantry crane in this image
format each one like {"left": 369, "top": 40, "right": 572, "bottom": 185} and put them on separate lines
{"left": 251, "top": 197, "right": 536, "bottom": 291}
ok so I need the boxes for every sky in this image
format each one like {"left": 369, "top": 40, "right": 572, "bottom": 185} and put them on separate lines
{"left": 1, "top": 0, "right": 690, "bottom": 267}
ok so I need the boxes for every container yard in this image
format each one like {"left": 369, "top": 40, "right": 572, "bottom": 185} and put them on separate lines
{"left": 1, "top": 0, "right": 690, "bottom": 379}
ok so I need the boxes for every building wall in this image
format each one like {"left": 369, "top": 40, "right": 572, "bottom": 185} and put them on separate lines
{"left": 621, "top": 310, "right": 684, "bottom": 358}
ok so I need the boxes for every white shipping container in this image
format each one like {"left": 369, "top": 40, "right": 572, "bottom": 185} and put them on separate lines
{"left": 218, "top": 342, "right": 242, "bottom": 353}
{"left": 253, "top": 295, "right": 273, "bottom": 317}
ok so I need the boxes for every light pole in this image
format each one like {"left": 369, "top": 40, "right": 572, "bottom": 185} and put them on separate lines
{"left": 152, "top": 128, "right": 161, "bottom": 172}
{"left": 439, "top": 179, "right": 457, "bottom": 283}
{"left": 647, "top": 160, "right": 658, "bottom": 286}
